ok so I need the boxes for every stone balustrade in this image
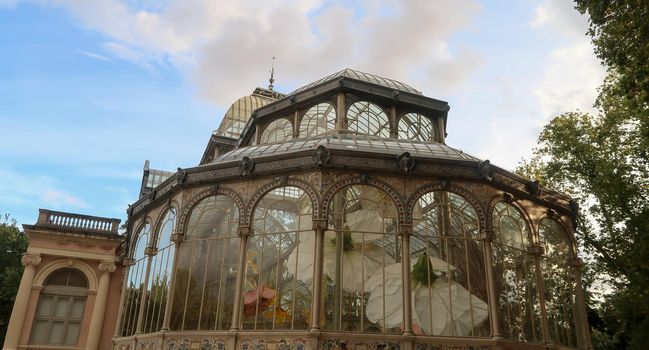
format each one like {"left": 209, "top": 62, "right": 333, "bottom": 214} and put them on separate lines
{"left": 36, "top": 209, "right": 120, "bottom": 234}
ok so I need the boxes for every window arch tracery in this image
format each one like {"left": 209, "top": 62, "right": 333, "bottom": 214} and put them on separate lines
{"left": 347, "top": 101, "right": 390, "bottom": 137}
{"left": 299, "top": 102, "right": 336, "bottom": 138}
{"left": 539, "top": 218, "right": 577, "bottom": 347}
{"left": 141, "top": 208, "right": 176, "bottom": 333}
{"left": 398, "top": 113, "right": 436, "bottom": 142}
{"left": 410, "top": 191, "right": 489, "bottom": 336}
{"left": 260, "top": 118, "right": 293, "bottom": 144}
{"left": 171, "top": 195, "right": 240, "bottom": 331}
{"left": 323, "top": 184, "right": 400, "bottom": 333}
{"left": 119, "top": 223, "right": 150, "bottom": 336}
{"left": 491, "top": 202, "right": 542, "bottom": 342}
{"left": 242, "top": 186, "right": 314, "bottom": 330}
{"left": 31, "top": 268, "right": 88, "bottom": 346}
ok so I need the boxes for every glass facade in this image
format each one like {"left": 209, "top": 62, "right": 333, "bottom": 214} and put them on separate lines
{"left": 119, "top": 223, "right": 150, "bottom": 336}
{"left": 111, "top": 70, "right": 588, "bottom": 350}
{"left": 411, "top": 192, "right": 489, "bottom": 336}
{"left": 324, "top": 185, "right": 399, "bottom": 333}
{"left": 243, "top": 186, "right": 314, "bottom": 330}
{"left": 171, "top": 195, "right": 240, "bottom": 331}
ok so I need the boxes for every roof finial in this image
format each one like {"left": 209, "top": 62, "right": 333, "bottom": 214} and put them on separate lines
{"left": 268, "top": 56, "right": 276, "bottom": 91}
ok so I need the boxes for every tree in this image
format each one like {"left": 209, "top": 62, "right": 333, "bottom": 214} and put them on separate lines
{"left": 0, "top": 214, "right": 28, "bottom": 345}
{"left": 518, "top": 2, "right": 649, "bottom": 348}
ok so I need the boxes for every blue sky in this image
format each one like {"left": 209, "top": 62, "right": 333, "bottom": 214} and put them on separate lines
{"left": 0, "top": 0, "right": 605, "bottom": 226}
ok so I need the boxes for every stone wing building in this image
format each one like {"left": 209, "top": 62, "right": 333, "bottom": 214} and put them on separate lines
{"left": 4, "top": 69, "right": 592, "bottom": 350}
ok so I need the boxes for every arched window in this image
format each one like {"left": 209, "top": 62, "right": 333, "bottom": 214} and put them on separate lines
{"left": 141, "top": 208, "right": 176, "bottom": 333}
{"left": 299, "top": 103, "right": 336, "bottom": 138}
{"left": 410, "top": 191, "right": 489, "bottom": 336}
{"left": 171, "top": 195, "right": 240, "bottom": 331}
{"left": 539, "top": 219, "right": 576, "bottom": 347}
{"left": 260, "top": 118, "right": 293, "bottom": 144}
{"left": 324, "top": 185, "right": 399, "bottom": 333}
{"left": 119, "top": 223, "right": 150, "bottom": 336}
{"left": 398, "top": 113, "right": 436, "bottom": 142}
{"left": 347, "top": 101, "right": 390, "bottom": 137}
{"left": 492, "top": 202, "right": 542, "bottom": 342}
{"left": 31, "top": 268, "right": 88, "bottom": 346}
{"left": 242, "top": 186, "right": 314, "bottom": 330}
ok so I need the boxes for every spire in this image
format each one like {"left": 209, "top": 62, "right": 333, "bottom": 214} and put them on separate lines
{"left": 268, "top": 56, "right": 276, "bottom": 91}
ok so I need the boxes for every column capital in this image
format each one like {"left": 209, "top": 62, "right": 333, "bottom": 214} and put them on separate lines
{"left": 238, "top": 225, "right": 251, "bottom": 237}
{"left": 99, "top": 261, "right": 117, "bottom": 273}
{"left": 144, "top": 246, "right": 156, "bottom": 257}
{"left": 481, "top": 229, "right": 495, "bottom": 241}
{"left": 170, "top": 233, "right": 182, "bottom": 243}
{"left": 398, "top": 224, "right": 413, "bottom": 236}
{"left": 312, "top": 218, "right": 327, "bottom": 231}
{"left": 21, "top": 253, "right": 41, "bottom": 267}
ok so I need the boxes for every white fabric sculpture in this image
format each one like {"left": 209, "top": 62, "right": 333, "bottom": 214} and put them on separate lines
{"left": 365, "top": 256, "right": 488, "bottom": 336}
{"left": 287, "top": 209, "right": 392, "bottom": 292}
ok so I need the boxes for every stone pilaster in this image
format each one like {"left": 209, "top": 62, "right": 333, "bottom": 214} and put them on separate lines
{"left": 4, "top": 253, "right": 41, "bottom": 350}
{"left": 87, "top": 261, "right": 116, "bottom": 350}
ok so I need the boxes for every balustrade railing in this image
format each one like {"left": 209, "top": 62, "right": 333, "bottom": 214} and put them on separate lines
{"left": 36, "top": 209, "right": 120, "bottom": 234}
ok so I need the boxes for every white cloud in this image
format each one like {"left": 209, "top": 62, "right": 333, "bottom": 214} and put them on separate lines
{"left": 77, "top": 49, "right": 113, "bottom": 62}
{"left": 531, "top": 0, "right": 605, "bottom": 124}
{"left": 0, "top": 168, "right": 88, "bottom": 210}
{"left": 29, "top": 0, "right": 482, "bottom": 105}
{"left": 529, "top": 0, "right": 587, "bottom": 39}
{"left": 42, "top": 190, "right": 88, "bottom": 209}
{"left": 533, "top": 39, "right": 605, "bottom": 120}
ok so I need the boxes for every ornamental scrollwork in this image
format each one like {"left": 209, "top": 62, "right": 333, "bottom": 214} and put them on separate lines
{"left": 396, "top": 151, "right": 416, "bottom": 173}
{"left": 312, "top": 145, "right": 331, "bottom": 166}
{"left": 239, "top": 156, "right": 255, "bottom": 176}
{"left": 21, "top": 253, "right": 41, "bottom": 267}
{"left": 99, "top": 261, "right": 116, "bottom": 273}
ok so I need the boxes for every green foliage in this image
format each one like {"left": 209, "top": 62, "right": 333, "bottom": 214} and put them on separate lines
{"left": 411, "top": 254, "right": 438, "bottom": 286}
{"left": 330, "top": 225, "right": 355, "bottom": 252}
{"left": 0, "top": 214, "right": 28, "bottom": 345}
{"left": 518, "top": 2, "right": 649, "bottom": 347}
{"left": 575, "top": 0, "right": 649, "bottom": 109}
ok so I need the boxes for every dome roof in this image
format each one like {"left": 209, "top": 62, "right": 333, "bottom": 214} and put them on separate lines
{"left": 290, "top": 68, "right": 423, "bottom": 96}
{"left": 216, "top": 93, "right": 276, "bottom": 138}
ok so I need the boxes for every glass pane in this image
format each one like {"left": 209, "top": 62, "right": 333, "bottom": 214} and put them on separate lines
{"left": 398, "top": 113, "right": 436, "bottom": 142}
{"left": 70, "top": 298, "right": 85, "bottom": 319}
{"left": 54, "top": 297, "right": 70, "bottom": 318}
{"left": 539, "top": 219, "right": 577, "bottom": 347}
{"left": 411, "top": 191, "right": 490, "bottom": 337}
{"left": 299, "top": 102, "right": 336, "bottom": 138}
{"left": 31, "top": 320, "right": 49, "bottom": 343}
{"left": 48, "top": 321, "right": 65, "bottom": 344}
{"left": 64, "top": 322, "right": 81, "bottom": 345}
{"left": 492, "top": 202, "right": 542, "bottom": 342}
{"left": 45, "top": 268, "right": 88, "bottom": 288}
{"left": 260, "top": 118, "right": 293, "bottom": 144}
{"left": 347, "top": 101, "right": 390, "bottom": 137}
{"left": 323, "top": 185, "right": 400, "bottom": 333}
{"left": 242, "top": 186, "right": 314, "bottom": 331}
{"left": 37, "top": 295, "right": 54, "bottom": 317}
{"left": 143, "top": 208, "right": 177, "bottom": 333}
{"left": 171, "top": 195, "right": 240, "bottom": 331}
